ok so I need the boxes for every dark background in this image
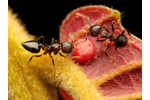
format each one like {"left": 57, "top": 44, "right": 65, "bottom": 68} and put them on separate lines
{"left": 8, "top": 0, "right": 142, "bottom": 43}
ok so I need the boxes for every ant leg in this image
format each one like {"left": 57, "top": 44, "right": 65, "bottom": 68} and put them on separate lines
{"left": 59, "top": 52, "right": 70, "bottom": 60}
{"left": 49, "top": 54, "right": 56, "bottom": 74}
{"left": 59, "top": 52, "right": 67, "bottom": 58}
{"left": 115, "top": 47, "right": 125, "bottom": 57}
{"left": 104, "top": 43, "right": 111, "bottom": 57}
{"left": 103, "top": 25, "right": 109, "bottom": 33}
{"left": 28, "top": 51, "right": 47, "bottom": 63}
{"left": 121, "top": 29, "right": 132, "bottom": 41}
{"left": 50, "top": 55, "right": 54, "bottom": 66}
{"left": 112, "top": 21, "right": 116, "bottom": 34}
{"left": 75, "top": 31, "right": 89, "bottom": 46}
{"left": 97, "top": 38, "right": 107, "bottom": 41}
{"left": 28, "top": 54, "right": 42, "bottom": 63}
{"left": 59, "top": 50, "right": 76, "bottom": 60}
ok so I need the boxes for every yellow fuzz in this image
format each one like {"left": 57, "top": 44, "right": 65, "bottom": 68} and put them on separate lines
{"left": 8, "top": 8, "right": 59, "bottom": 100}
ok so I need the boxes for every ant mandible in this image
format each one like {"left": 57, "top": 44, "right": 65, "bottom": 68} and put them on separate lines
{"left": 76, "top": 13, "right": 131, "bottom": 57}
{"left": 21, "top": 35, "right": 75, "bottom": 72}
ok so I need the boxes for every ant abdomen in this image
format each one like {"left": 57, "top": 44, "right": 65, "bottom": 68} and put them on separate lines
{"left": 115, "top": 32, "right": 127, "bottom": 48}
{"left": 21, "top": 41, "right": 41, "bottom": 53}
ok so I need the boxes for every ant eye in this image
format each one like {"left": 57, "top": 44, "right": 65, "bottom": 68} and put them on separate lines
{"left": 21, "top": 41, "right": 41, "bottom": 53}
{"left": 61, "top": 41, "right": 73, "bottom": 53}
{"left": 89, "top": 24, "right": 101, "bottom": 37}
{"left": 115, "top": 34, "right": 127, "bottom": 47}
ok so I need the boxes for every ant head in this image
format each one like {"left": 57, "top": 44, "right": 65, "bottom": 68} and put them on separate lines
{"left": 115, "top": 34, "right": 127, "bottom": 47}
{"left": 21, "top": 41, "right": 41, "bottom": 53}
{"left": 61, "top": 41, "right": 74, "bottom": 54}
{"left": 75, "top": 13, "right": 101, "bottom": 37}
{"left": 89, "top": 24, "right": 101, "bottom": 37}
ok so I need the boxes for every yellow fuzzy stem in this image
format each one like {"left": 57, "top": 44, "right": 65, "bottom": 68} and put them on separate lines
{"left": 8, "top": 8, "right": 58, "bottom": 100}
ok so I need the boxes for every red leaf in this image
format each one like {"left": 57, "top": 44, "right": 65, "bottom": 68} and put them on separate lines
{"left": 60, "top": 5, "right": 142, "bottom": 100}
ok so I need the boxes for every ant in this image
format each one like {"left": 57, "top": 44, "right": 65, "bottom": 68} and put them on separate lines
{"left": 76, "top": 13, "right": 131, "bottom": 57}
{"left": 21, "top": 35, "right": 75, "bottom": 72}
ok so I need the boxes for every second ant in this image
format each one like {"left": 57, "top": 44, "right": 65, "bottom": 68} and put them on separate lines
{"left": 76, "top": 13, "right": 131, "bottom": 57}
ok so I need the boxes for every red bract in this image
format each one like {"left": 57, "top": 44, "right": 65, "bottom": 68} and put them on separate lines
{"left": 60, "top": 5, "right": 142, "bottom": 100}
{"left": 72, "top": 38, "right": 96, "bottom": 62}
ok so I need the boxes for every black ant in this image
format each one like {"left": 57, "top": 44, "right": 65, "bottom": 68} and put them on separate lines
{"left": 21, "top": 35, "right": 75, "bottom": 72}
{"left": 76, "top": 13, "right": 131, "bottom": 57}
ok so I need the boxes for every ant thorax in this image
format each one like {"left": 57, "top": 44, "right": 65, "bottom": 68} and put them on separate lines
{"left": 100, "top": 30, "right": 110, "bottom": 38}
{"left": 46, "top": 43, "right": 60, "bottom": 55}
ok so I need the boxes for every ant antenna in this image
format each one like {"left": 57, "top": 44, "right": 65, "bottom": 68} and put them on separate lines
{"left": 69, "top": 33, "right": 73, "bottom": 43}
{"left": 125, "top": 28, "right": 132, "bottom": 40}
{"left": 69, "top": 33, "right": 82, "bottom": 47}
{"left": 51, "top": 38, "right": 55, "bottom": 45}
{"left": 76, "top": 13, "right": 91, "bottom": 26}
{"left": 35, "top": 35, "right": 46, "bottom": 45}
{"left": 74, "top": 31, "right": 88, "bottom": 46}
{"left": 121, "top": 11, "right": 126, "bottom": 19}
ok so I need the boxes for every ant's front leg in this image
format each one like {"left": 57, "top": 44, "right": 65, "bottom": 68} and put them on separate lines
{"left": 59, "top": 52, "right": 67, "bottom": 58}
{"left": 58, "top": 52, "right": 71, "bottom": 61}
{"left": 59, "top": 50, "right": 78, "bottom": 60}
{"left": 103, "top": 25, "right": 109, "bottom": 33}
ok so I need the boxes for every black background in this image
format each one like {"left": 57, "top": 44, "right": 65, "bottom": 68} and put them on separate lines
{"left": 8, "top": 0, "right": 142, "bottom": 43}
